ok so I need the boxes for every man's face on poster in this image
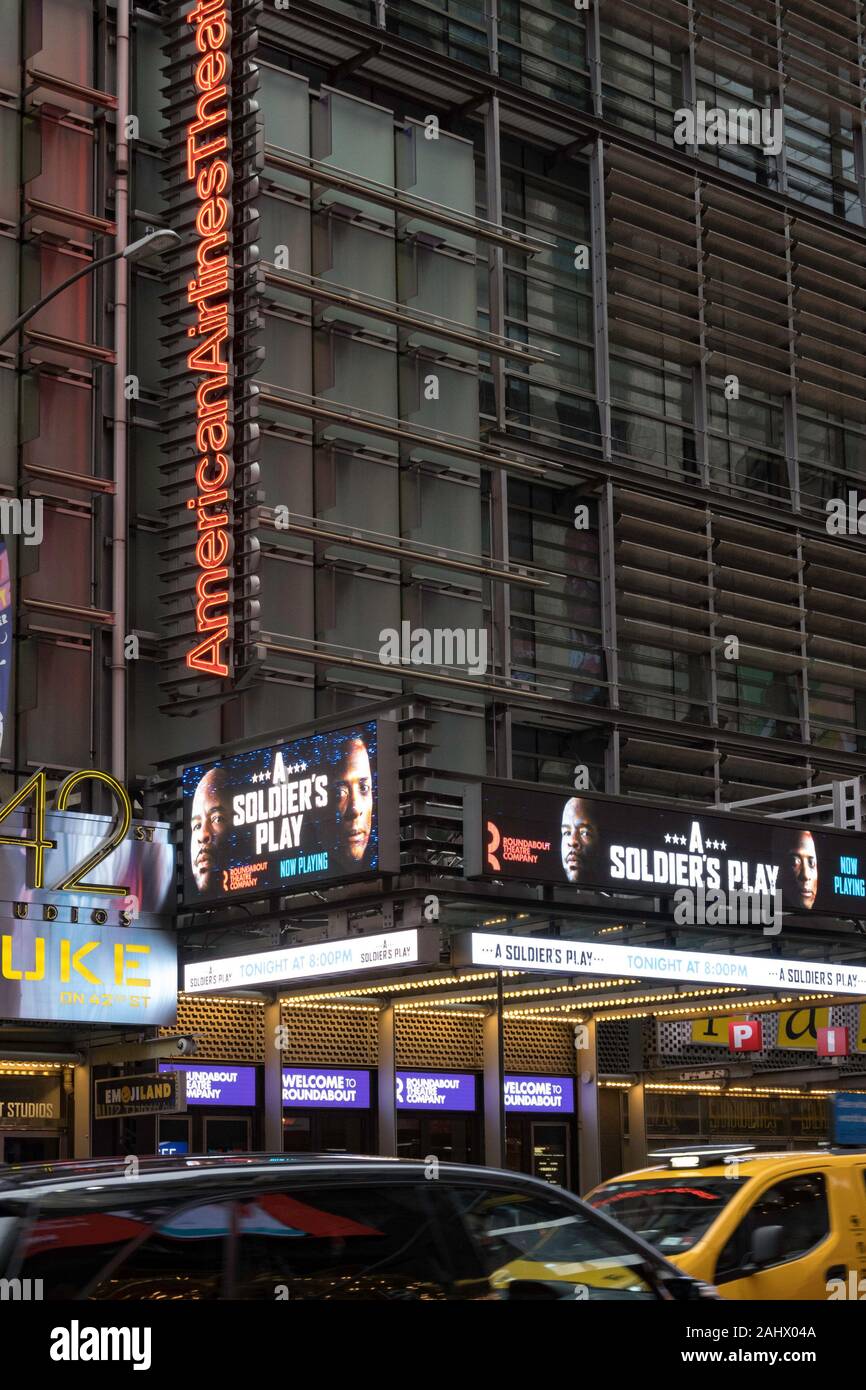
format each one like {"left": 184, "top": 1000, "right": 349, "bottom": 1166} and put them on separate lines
{"left": 334, "top": 739, "right": 373, "bottom": 867}
{"left": 784, "top": 831, "right": 818, "bottom": 911}
{"left": 561, "top": 797, "right": 598, "bottom": 884}
{"left": 190, "top": 767, "right": 230, "bottom": 893}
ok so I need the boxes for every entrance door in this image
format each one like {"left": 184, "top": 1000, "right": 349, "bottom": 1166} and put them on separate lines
{"left": 203, "top": 1116, "right": 251, "bottom": 1154}
{"left": 396, "top": 1114, "right": 477, "bottom": 1164}
{"left": 0, "top": 1133, "right": 62, "bottom": 1164}
{"left": 531, "top": 1122, "right": 570, "bottom": 1187}
{"left": 282, "top": 1112, "right": 371, "bottom": 1154}
{"left": 158, "top": 1116, "right": 192, "bottom": 1157}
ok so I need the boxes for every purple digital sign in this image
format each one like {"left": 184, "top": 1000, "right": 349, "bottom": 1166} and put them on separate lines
{"left": 396, "top": 1071, "right": 476, "bottom": 1112}
{"left": 158, "top": 1063, "right": 256, "bottom": 1107}
{"left": 504, "top": 1075, "right": 575, "bottom": 1114}
{"left": 282, "top": 1068, "right": 372, "bottom": 1109}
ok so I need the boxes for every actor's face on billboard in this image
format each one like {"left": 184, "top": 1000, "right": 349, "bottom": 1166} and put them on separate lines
{"left": 190, "top": 767, "right": 230, "bottom": 893}
{"left": 561, "top": 797, "right": 598, "bottom": 884}
{"left": 784, "top": 831, "right": 818, "bottom": 911}
{"left": 334, "top": 739, "right": 373, "bottom": 866}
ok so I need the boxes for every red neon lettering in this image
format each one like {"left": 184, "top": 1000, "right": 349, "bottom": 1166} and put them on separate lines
{"left": 195, "top": 567, "right": 230, "bottom": 634}
{"left": 195, "top": 453, "right": 230, "bottom": 492}
{"left": 185, "top": 0, "right": 233, "bottom": 680}
{"left": 187, "top": 322, "right": 229, "bottom": 374}
{"left": 195, "top": 49, "right": 227, "bottom": 93}
{"left": 196, "top": 527, "right": 230, "bottom": 570}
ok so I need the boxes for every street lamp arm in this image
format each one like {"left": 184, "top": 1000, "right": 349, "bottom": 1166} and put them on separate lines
{"left": 0, "top": 249, "right": 122, "bottom": 351}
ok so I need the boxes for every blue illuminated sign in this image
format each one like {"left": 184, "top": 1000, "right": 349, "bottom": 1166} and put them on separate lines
{"left": 504, "top": 1075, "right": 575, "bottom": 1114}
{"left": 831, "top": 1092, "right": 866, "bottom": 1146}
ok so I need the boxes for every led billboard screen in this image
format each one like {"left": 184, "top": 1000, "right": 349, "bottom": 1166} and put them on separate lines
{"left": 465, "top": 783, "right": 866, "bottom": 916}
{"left": 181, "top": 719, "right": 398, "bottom": 907}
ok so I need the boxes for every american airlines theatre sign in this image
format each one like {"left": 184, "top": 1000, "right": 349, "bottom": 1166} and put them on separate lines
{"left": 161, "top": 0, "right": 263, "bottom": 700}
{"left": 184, "top": 0, "right": 234, "bottom": 678}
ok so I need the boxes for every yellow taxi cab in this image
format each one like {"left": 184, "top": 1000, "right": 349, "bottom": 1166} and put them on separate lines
{"left": 586, "top": 1144, "right": 866, "bottom": 1300}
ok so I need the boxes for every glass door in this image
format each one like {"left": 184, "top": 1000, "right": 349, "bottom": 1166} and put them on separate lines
{"left": 203, "top": 1115, "right": 251, "bottom": 1154}
{"left": 282, "top": 1112, "right": 370, "bottom": 1154}
{"left": 396, "top": 1114, "right": 478, "bottom": 1163}
{"left": 531, "top": 1121, "right": 570, "bottom": 1187}
{"left": 158, "top": 1116, "right": 192, "bottom": 1156}
{"left": 0, "top": 1133, "right": 62, "bottom": 1164}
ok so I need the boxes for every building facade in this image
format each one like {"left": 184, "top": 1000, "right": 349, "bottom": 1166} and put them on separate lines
{"left": 1, "top": 0, "right": 866, "bottom": 1184}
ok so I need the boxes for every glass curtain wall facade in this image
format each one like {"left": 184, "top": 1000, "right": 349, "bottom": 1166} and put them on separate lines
{"left": 125, "top": 0, "right": 866, "bottom": 819}
{"left": 3, "top": 0, "right": 866, "bottom": 1172}
{"left": 6, "top": 0, "right": 865, "bottom": 814}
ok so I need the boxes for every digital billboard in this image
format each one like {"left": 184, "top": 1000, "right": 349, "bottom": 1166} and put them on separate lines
{"left": 282, "top": 1069, "right": 372, "bottom": 1109}
{"left": 181, "top": 719, "right": 398, "bottom": 907}
{"left": 456, "top": 929, "right": 866, "bottom": 995}
{"left": 0, "top": 801, "right": 176, "bottom": 1027}
{"left": 504, "top": 1075, "right": 575, "bottom": 1114}
{"left": 465, "top": 782, "right": 866, "bottom": 916}
{"left": 0, "top": 918, "right": 178, "bottom": 1026}
{"left": 183, "top": 928, "right": 433, "bottom": 994}
{"left": 158, "top": 1063, "right": 257, "bottom": 1107}
{"left": 395, "top": 1072, "right": 476, "bottom": 1112}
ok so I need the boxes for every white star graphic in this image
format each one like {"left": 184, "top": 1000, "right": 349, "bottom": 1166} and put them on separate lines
{"left": 664, "top": 833, "right": 671, "bottom": 844}
{"left": 719, "top": 840, "right": 727, "bottom": 851}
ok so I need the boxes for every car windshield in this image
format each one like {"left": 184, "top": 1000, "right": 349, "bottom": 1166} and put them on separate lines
{"left": 587, "top": 1177, "right": 747, "bottom": 1255}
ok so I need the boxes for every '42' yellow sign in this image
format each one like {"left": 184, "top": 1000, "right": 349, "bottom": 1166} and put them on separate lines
{"left": 0, "top": 769, "right": 133, "bottom": 896}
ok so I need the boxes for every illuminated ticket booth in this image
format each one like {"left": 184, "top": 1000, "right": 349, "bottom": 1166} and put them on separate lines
{"left": 156, "top": 1062, "right": 259, "bottom": 1155}
{"left": 282, "top": 1067, "right": 376, "bottom": 1154}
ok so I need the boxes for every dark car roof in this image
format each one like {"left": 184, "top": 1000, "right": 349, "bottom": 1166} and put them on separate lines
{"left": 0, "top": 1152, "right": 569, "bottom": 1208}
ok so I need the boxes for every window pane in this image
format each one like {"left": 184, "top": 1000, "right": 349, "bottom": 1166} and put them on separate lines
{"left": 232, "top": 1183, "right": 460, "bottom": 1299}
{"left": 448, "top": 1184, "right": 659, "bottom": 1299}
{"left": 87, "top": 1203, "right": 232, "bottom": 1300}
{"left": 715, "top": 1174, "right": 829, "bottom": 1283}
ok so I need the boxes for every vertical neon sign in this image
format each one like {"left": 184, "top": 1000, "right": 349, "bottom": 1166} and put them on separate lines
{"left": 184, "top": 0, "right": 233, "bottom": 678}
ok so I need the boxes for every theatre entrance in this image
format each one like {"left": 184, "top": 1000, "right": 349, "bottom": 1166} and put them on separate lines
{"left": 0, "top": 1132, "right": 63, "bottom": 1163}
{"left": 505, "top": 1115, "right": 573, "bottom": 1189}
{"left": 283, "top": 1110, "right": 373, "bottom": 1154}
